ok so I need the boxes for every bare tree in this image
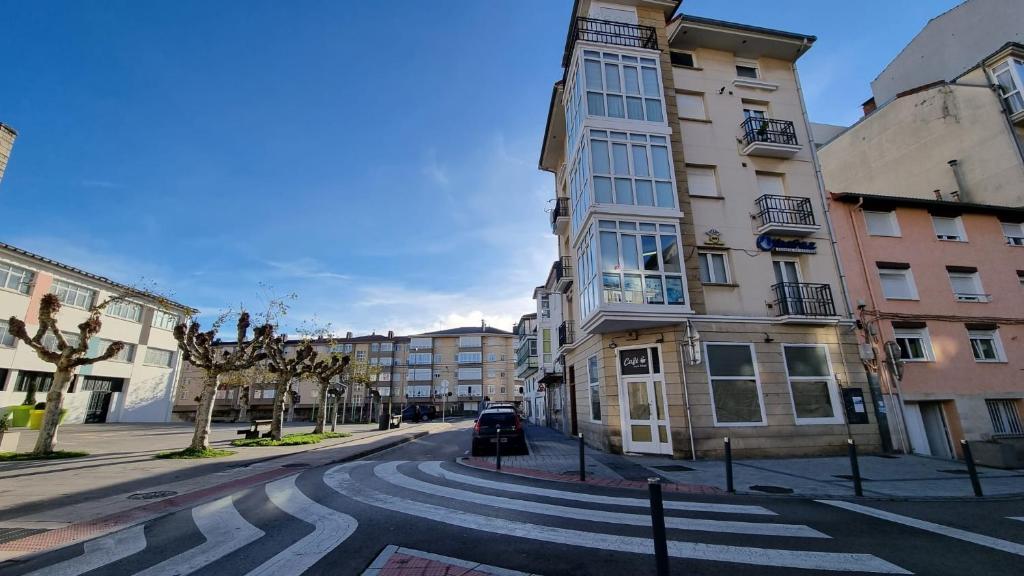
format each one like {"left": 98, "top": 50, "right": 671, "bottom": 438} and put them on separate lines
{"left": 263, "top": 335, "right": 316, "bottom": 441}
{"left": 304, "top": 351, "right": 350, "bottom": 434}
{"left": 7, "top": 293, "right": 132, "bottom": 455}
{"left": 174, "top": 312, "right": 273, "bottom": 451}
{"left": 218, "top": 361, "right": 273, "bottom": 422}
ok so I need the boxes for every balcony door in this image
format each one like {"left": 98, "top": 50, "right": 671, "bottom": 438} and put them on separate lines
{"left": 773, "top": 259, "right": 805, "bottom": 316}
{"left": 617, "top": 346, "right": 672, "bottom": 455}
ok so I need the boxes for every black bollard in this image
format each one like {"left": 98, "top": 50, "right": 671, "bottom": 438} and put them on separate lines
{"left": 848, "top": 438, "right": 863, "bottom": 497}
{"left": 724, "top": 437, "right": 734, "bottom": 493}
{"left": 647, "top": 478, "right": 670, "bottom": 576}
{"left": 579, "top": 433, "right": 586, "bottom": 482}
{"left": 495, "top": 425, "right": 502, "bottom": 471}
{"left": 960, "top": 440, "right": 983, "bottom": 497}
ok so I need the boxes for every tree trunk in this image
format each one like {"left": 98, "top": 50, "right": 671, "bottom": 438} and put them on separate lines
{"left": 270, "top": 375, "right": 289, "bottom": 441}
{"left": 313, "top": 380, "right": 328, "bottom": 434}
{"left": 189, "top": 373, "right": 219, "bottom": 451}
{"left": 237, "top": 387, "right": 249, "bottom": 422}
{"left": 32, "top": 370, "right": 73, "bottom": 455}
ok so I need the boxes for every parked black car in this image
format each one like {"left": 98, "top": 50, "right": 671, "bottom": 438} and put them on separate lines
{"left": 402, "top": 404, "right": 438, "bottom": 422}
{"left": 471, "top": 408, "right": 526, "bottom": 456}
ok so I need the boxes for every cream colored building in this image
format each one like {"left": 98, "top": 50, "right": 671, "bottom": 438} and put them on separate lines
{"left": 538, "top": 1, "right": 880, "bottom": 458}
{"left": 0, "top": 242, "right": 194, "bottom": 424}
{"left": 0, "top": 123, "right": 16, "bottom": 189}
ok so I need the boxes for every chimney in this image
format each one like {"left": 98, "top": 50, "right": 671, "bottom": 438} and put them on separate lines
{"left": 933, "top": 189, "right": 943, "bottom": 200}
{"left": 951, "top": 190, "right": 961, "bottom": 202}
{"left": 861, "top": 97, "right": 877, "bottom": 116}
{"left": 387, "top": 330, "right": 394, "bottom": 339}
{"left": 345, "top": 331, "right": 353, "bottom": 339}
{"left": 948, "top": 159, "right": 969, "bottom": 202}
{"left": 481, "top": 319, "right": 486, "bottom": 330}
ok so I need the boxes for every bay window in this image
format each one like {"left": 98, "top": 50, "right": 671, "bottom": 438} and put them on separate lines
{"left": 582, "top": 50, "right": 664, "bottom": 123}
{"left": 596, "top": 220, "right": 685, "bottom": 307}
{"left": 991, "top": 57, "right": 1024, "bottom": 115}
{"left": 590, "top": 130, "right": 675, "bottom": 209}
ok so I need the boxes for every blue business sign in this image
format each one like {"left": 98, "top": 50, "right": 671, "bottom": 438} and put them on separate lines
{"left": 756, "top": 234, "right": 817, "bottom": 254}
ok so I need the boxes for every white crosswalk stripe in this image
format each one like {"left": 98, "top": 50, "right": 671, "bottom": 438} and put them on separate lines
{"left": 23, "top": 525, "right": 147, "bottom": 576}
{"left": 325, "top": 462, "right": 910, "bottom": 574}
{"left": 134, "top": 496, "right": 264, "bottom": 576}
{"left": 420, "top": 460, "right": 775, "bottom": 515}
{"left": 376, "top": 461, "right": 827, "bottom": 538}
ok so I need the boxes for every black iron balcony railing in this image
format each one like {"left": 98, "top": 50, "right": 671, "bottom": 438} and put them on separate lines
{"left": 563, "top": 17, "right": 659, "bottom": 67}
{"left": 755, "top": 194, "right": 816, "bottom": 228}
{"left": 550, "top": 197, "right": 569, "bottom": 233}
{"left": 771, "top": 282, "right": 836, "bottom": 317}
{"left": 741, "top": 118, "right": 799, "bottom": 148}
{"left": 555, "top": 256, "right": 573, "bottom": 286}
{"left": 558, "top": 321, "right": 575, "bottom": 348}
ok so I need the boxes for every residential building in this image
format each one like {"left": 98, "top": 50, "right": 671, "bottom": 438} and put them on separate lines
{"left": 535, "top": 284, "right": 571, "bottom": 433}
{"left": 0, "top": 241, "right": 194, "bottom": 423}
{"left": 832, "top": 193, "right": 1024, "bottom": 458}
{"left": 538, "top": 0, "right": 879, "bottom": 458}
{"left": 0, "top": 123, "right": 16, "bottom": 188}
{"left": 514, "top": 313, "right": 540, "bottom": 423}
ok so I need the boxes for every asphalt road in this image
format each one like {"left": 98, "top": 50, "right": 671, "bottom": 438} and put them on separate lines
{"left": 3, "top": 420, "right": 1024, "bottom": 575}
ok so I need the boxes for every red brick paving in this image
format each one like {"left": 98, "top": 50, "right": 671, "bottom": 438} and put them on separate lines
{"left": 379, "top": 552, "right": 487, "bottom": 576}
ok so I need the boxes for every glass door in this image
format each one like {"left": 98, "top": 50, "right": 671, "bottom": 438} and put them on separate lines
{"left": 773, "top": 259, "right": 805, "bottom": 316}
{"left": 622, "top": 376, "right": 671, "bottom": 454}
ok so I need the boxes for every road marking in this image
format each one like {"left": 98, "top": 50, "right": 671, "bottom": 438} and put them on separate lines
{"left": 244, "top": 473, "right": 359, "bottom": 576}
{"left": 379, "top": 462, "right": 824, "bottom": 538}
{"left": 134, "top": 496, "right": 264, "bottom": 576}
{"left": 819, "top": 500, "right": 1024, "bottom": 557}
{"left": 327, "top": 464, "right": 906, "bottom": 573}
{"left": 1010, "top": 517, "right": 1024, "bottom": 523}
{"left": 23, "top": 525, "right": 147, "bottom": 576}
{"left": 430, "top": 461, "right": 775, "bottom": 515}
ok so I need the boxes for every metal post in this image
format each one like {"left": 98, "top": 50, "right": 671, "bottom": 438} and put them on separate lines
{"left": 578, "top": 432, "right": 586, "bottom": 482}
{"left": 647, "top": 478, "right": 670, "bottom": 576}
{"left": 848, "top": 438, "right": 863, "bottom": 497}
{"left": 960, "top": 440, "right": 983, "bottom": 497}
{"left": 724, "top": 437, "right": 734, "bottom": 493}
{"left": 330, "top": 397, "right": 338, "bottom": 433}
{"left": 495, "top": 425, "right": 502, "bottom": 471}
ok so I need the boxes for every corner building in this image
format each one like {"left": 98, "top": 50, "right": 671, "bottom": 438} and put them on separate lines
{"left": 539, "top": 1, "right": 880, "bottom": 458}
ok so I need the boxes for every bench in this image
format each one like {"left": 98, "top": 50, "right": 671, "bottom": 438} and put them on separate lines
{"left": 237, "top": 419, "right": 273, "bottom": 440}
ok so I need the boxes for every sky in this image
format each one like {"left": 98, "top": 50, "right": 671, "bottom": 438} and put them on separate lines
{"left": 0, "top": 0, "right": 962, "bottom": 336}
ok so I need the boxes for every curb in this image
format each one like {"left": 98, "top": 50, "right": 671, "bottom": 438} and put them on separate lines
{"left": 0, "top": 429, "right": 431, "bottom": 564}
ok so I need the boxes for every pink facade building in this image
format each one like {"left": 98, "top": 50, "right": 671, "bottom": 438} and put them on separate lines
{"left": 831, "top": 193, "right": 1024, "bottom": 459}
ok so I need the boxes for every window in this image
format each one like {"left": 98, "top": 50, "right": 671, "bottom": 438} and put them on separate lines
{"left": 987, "top": 399, "right": 1024, "bottom": 437}
{"left": 459, "top": 336, "right": 482, "bottom": 347}
{"left": 487, "top": 352, "right": 497, "bottom": 362}
{"left": 0, "top": 320, "right": 15, "bottom": 348}
{"left": 676, "top": 93, "right": 705, "bottom": 120}
{"left": 371, "top": 343, "right": 379, "bottom": 352}
{"left": 1002, "top": 222, "right": 1024, "bottom": 246}
{"left": 590, "top": 130, "right": 676, "bottom": 209}
{"left": 969, "top": 329, "right": 1005, "bottom": 362}
{"left": 1018, "top": 271, "right": 1024, "bottom": 287}
{"left": 434, "top": 353, "right": 442, "bottom": 363}
{"left": 378, "top": 372, "right": 392, "bottom": 382}
{"left": 864, "top": 211, "right": 901, "bottom": 237}
{"left": 587, "top": 355, "right": 601, "bottom": 421}
{"left": 932, "top": 215, "right": 967, "bottom": 241}
{"left": 542, "top": 329, "right": 552, "bottom": 364}
{"left": 458, "top": 351, "right": 482, "bottom": 363}
{"left": 500, "top": 386, "right": 507, "bottom": 394}
{"left": 487, "top": 384, "right": 496, "bottom": 395}
{"left": 698, "top": 251, "right": 730, "bottom": 284}
{"left": 0, "top": 261, "right": 34, "bottom": 294}
{"left": 408, "top": 368, "right": 432, "bottom": 381}
{"left": 370, "top": 357, "right": 379, "bottom": 366}
{"left": 408, "top": 352, "right": 431, "bottom": 365}
{"left": 379, "top": 357, "right": 393, "bottom": 367}
{"left": 487, "top": 369, "right": 497, "bottom": 378}
{"left": 458, "top": 367, "right": 482, "bottom": 380}
{"left": 101, "top": 340, "right": 135, "bottom": 363}
{"left": 355, "top": 350, "right": 366, "bottom": 361}
{"left": 705, "top": 343, "right": 764, "bottom": 425}
{"left": 755, "top": 173, "right": 785, "bottom": 197}
{"left": 380, "top": 342, "right": 393, "bottom": 352}
{"left": 51, "top": 280, "right": 95, "bottom": 309}
{"left": 409, "top": 337, "right": 432, "bottom": 349}
{"left": 15, "top": 371, "right": 54, "bottom": 393}
{"left": 877, "top": 265, "right": 918, "bottom": 300}
{"left": 43, "top": 331, "right": 81, "bottom": 352}
{"left": 947, "top": 269, "right": 987, "bottom": 302}
{"left": 783, "top": 345, "right": 841, "bottom": 424}
{"left": 581, "top": 50, "right": 664, "bottom": 122}
{"left": 592, "top": 4, "right": 637, "bottom": 24}
{"left": 686, "top": 165, "right": 718, "bottom": 197}
{"left": 106, "top": 300, "right": 142, "bottom": 322}
{"left": 735, "top": 59, "right": 759, "bottom": 79}
{"left": 152, "top": 310, "right": 179, "bottom": 330}
{"left": 894, "top": 328, "right": 933, "bottom": 361}
{"left": 670, "top": 51, "right": 695, "bottom": 68}
{"left": 991, "top": 57, "right": 1024, "bottom": 115}
{"left": 587, "top": 220, "right": 686, "bottom": 312}
{"left": 143, "top": 347, "right": 174, "bottom": 368}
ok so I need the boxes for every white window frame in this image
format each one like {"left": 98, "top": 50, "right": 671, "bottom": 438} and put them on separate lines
{"left": 101, "top": 339, "right": 136, "bottom": 363}
{"left": 458, "top": 367, "right": 483, "bottom": 380}
{"left": 704, "top": 342, "right": 767, "bottom": 427}
{"left": 893, "top": 327, "right": 934, "bottom": 362}
{"left": 459, "top": 335, "right": 482, "bottom": 348}
{"left": 864, "top": 211, "right": 901, "bottom": 237}
{"left": 152, "top": 310, "right": 179, "bottom": 331}
{"left": 948, "top": 271, "right": 988, "bottom": 303}
{"left": 0, "top": 320, "right": 16, "bottom": 348}
{"left": 686, "top": 165, "right": 718, "bottom": 197}
{"left": 592, "top": 219, "right": 687, "bottom": 309}
{"left": 356, "top": 350, "right": 367, "bottom": 361}
{"left": 587, "top": 354, "right": 602, "bottom": 422}
{"left": 878, "top": 267, "right": 919, "bottom": 300}
{"left": 931, "top": 215, "right": 967, "bottom": 242}
{"left": 676, "top": 92, "right": 706, "bottom": 120}
{"left": 987, "top": 399, "right": 1024, "bottom": 437}
{"left": 1001, "top": 221, "right": 1024, "bottom": 246}
{"left": 697, "top": 251, "right": 731, "bottom": 284}
{"left": 51, "top": 279, "right": 96, "bottom": 309}
{"left": 0, "top": 261, "right": 35, "bottom": 295}
{"left": 580, "top": 49, "right": 666, "bottom": 124}
{"left": 106, "top": 299, "right": 143, "bottom": 323}
{"left": 969, "top": 329, "right": 1006, "bottom": 363}
{"left": 735, "top": 58, "right": 760, "bottom": 79}
{"left": 589, "top": 130, "right": 677, "bottom": 209}
{"left": 670, "top": 50, "right": 697, "bottom": 68}
{"left": 144, "top": 347, "right": 175, "bottom": 368}
{"left": 990, "top": 57, "right": 1024, "bottom": 115}
{"left": 782, "top": 344, "right": 844, "bottom": 425}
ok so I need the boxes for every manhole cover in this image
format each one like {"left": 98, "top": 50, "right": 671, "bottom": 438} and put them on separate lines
{"left": 833, "top": 474, "right": 872, "bottom": 481}
{"left": 938, "top": 469, "right": 974, "bottom": 475}
{"left": 281, "top": 463, "right": 309, "bottom": 468}
{"left": 652, "top": 465, "right": 694, "bottom": 472}
{"left": 749, "top": 485, "right": 793, "bottom": 494}
{"left": 127, "top": 490, "right": 178, "bottom": 500}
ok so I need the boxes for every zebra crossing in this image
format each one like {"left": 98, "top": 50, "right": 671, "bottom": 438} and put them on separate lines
{"left": 6, "top": 459, "right": 920, "bottom": 575}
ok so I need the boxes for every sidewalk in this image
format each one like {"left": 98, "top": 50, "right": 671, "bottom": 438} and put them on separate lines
{"left": 467, "top": 424, "right": 1024, "bottom": 499}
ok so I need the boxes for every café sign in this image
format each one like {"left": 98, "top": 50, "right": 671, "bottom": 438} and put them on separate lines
{"left": 619, "top": 348, "right": 651, "bottom": 376}
{"left": 756, "top": 234, "right": 817, "bottom": 254}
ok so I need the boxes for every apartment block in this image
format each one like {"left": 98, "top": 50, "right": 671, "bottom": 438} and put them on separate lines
{"left": 0, "top": 123, "right": 16, "bottom": 188}
{"left": 832, "top": 193, "right": 1024, "bottom": 459}
{"left": 0, "top": 242, "right": 194, "bottom": 424}
{"left": 410, "top": 326, "right": 519, "bottom": 413}
{"left": 514, "top": 313, "right": 539, "bottom": 421}
{"left": 537, "top": 1, "right": 879, "bottom": 458}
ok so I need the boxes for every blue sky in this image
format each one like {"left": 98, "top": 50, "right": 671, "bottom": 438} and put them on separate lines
{"left": 0, "top": 0, "right": 961, "bottom": 335}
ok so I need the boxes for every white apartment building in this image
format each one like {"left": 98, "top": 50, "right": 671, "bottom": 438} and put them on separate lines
{"left": 538, "top": 1, "right": 881, "bottom": 458}
{"left": 514, "top": 313, "right": 541, "bottom": 423}
{"left": 0, "top": 242, "right": 194, "bottom": 424}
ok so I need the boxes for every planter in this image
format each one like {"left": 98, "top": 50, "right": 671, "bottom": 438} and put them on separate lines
{"left": 27, "top": 409, "right": 69, "bottom": 430}
{"left": 8, "top": 406, "right": 33, "bottom": 428}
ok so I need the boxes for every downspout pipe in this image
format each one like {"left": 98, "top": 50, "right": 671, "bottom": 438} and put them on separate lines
{"left": 678, "top": 339, "right": 697, "bottom": 461}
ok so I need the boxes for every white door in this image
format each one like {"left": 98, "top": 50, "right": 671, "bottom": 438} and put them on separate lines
{"left": 921, "top": 402, "right": 954, "bottom": 459}
{"left": 773, "top": 259, "right": 805, "bottom": 315}
{"left": 903, "top": 403, "right": 932, "bottom": 456}
{"left": 622, "top": 376, "right": 671, "bottom": 455}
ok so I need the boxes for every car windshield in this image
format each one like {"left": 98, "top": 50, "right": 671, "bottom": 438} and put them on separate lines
{"left": 479, "top": 412, "right": 516, "bottom": 427}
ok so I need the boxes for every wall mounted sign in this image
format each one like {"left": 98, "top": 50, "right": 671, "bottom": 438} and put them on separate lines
{"left": 619, "top": 349, "right": 651, "bottom": 375}
{"left": 704, "top": 229, "right": 725, "bottom": 246}
{"left": 756, "top": 234, "right": 817, "bottom": 254}
{"left": 842, "top": 388, "right": 870, "bottom": 425}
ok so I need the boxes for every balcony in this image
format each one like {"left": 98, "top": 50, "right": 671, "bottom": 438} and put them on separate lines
{"left": 558, "top": 320, "right": 575, "bottom": 349}
{"left": 771, "top": 282, "right": 837, "bottom": 321}
{"left": 515, "top": 355, "right": 538, "bottom": 379}
{"left": 554, "top": 256, "right": 573, "bottom": 293}
{"left": 755, "top": 194, "right": 819, "bottom": 236}
{"left": 741, "top": 118, "right": 801, "bottom": 158}
{"left": 550, "top": 197, "right": 569, "bottom": 235}
{"left": 563, "top": 17, "right": 658, "bottom": 67}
